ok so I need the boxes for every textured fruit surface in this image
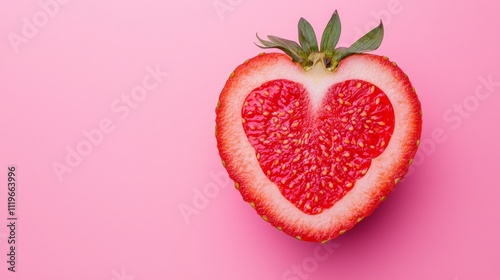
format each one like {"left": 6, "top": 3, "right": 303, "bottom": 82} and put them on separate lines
{"left": 216, "top": 53, "right": 421, "bottom": 242}
{"left": 242, "top": 79, "right": 394, "bottom": 215}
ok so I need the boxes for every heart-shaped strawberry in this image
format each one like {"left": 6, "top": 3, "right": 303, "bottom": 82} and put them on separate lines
{"left": 215, "top": 11, "right": 422, "bottom": 242}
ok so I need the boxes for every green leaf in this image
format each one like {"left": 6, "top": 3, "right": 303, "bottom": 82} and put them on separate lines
{"left": 333, "top": 21, "right": 384, "bottom": 62}
{"left": 320, "top": 10, "right": 341, "bottom": 56}
{"left": 255, "top": 34, "right": 307, "bottom": 63}
{"left": 298, "top": 17, "right": 319, "bottom": 54}
{"left": 329, "top": 21, "right": 384, "bottom": 69}
{"left": 347, "top": 21, "right": 384, "bottom": 53}
{"left": 268, "top": 35, "right": 309, "bottom": 62}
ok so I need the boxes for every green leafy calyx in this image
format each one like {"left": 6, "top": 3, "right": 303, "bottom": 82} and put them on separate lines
{"left": 256, "top": 10, "right": 384, "bottom": 71}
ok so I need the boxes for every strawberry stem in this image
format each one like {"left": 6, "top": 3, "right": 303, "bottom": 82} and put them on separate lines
{"left": 256, "top": 10, "right": 384, "bottom": 71}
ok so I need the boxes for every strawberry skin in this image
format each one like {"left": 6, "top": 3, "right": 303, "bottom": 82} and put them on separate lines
{"left": 215, "top": 12, "right": 422, "bottom": 242}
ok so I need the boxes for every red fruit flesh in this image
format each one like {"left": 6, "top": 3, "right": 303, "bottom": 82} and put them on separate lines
{"left": 216, "top": 53, "right": 422, "bottom": 242}
{"left": 242, "top": 79, "right": 394, "bottom": 215}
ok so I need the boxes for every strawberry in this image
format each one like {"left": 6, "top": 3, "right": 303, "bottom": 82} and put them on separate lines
{"left": 215, "top": 11, "right": 422, "bottom": 242}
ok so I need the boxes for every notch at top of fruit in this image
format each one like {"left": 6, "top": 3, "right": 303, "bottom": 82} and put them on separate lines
{"left": 215, "top": 10, "right": 422, "bottom": 242}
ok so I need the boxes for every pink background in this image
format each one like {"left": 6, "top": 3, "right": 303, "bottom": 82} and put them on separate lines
{"left": 1, "top": 0, "right": 499, "bottom": 279}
